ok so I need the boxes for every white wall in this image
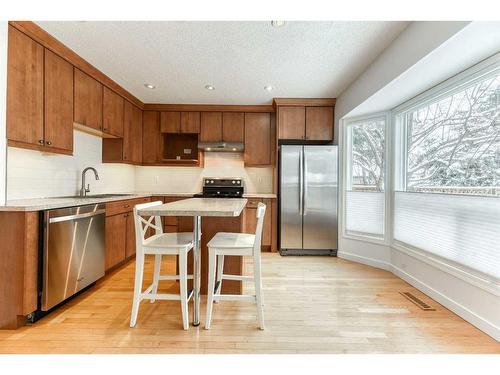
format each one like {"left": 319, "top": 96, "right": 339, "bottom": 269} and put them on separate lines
{"left": 7, "top": 130, "right": 136, "bottom": 200}
{"left": 135, "top": 152, "right": 273, "bottom": 194}
{"left": 0, "top": 22, "right": 8, "bottom": 205}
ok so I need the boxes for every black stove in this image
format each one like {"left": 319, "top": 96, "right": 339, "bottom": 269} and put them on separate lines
{"left": 194, "top": 177, "right": 244, "bottom": 198}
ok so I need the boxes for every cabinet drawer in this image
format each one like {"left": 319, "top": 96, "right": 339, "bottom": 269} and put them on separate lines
{"left": 106, "top": 197, "right": 151, "bottom": 216}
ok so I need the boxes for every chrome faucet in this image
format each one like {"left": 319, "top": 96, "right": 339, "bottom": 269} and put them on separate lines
{"left": 80, "top": 167, "right": 100, "bottom": 197}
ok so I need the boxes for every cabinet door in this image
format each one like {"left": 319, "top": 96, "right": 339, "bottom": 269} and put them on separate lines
{"left": 306, "top": 106, "right": 333, "bottom": 141}
{"left": 222, "top": 112, "right": 244, "bottom": 142}
{"left": 244, "top": 113, "right": 271, "bottom": 166}
{"left": 103, "top": 87, "right": 124, "bottom": 137}
{"left": 74, "top": 68, "right": 103, "bottom": 131}
{"left": 125, "top": 212, "right": 136, "bottom": 258}
{"left": 123, "top": 101, "right": 134, "bottom": 162}
{"left": 160, "top": 111, "right": 180, "bottom": 133}
{"left": 44, "top": 49, "right": 73, "bottom": 153}
{"left": 132, "top": 105, "right": 143, "bottom": 164}
{"left": 7, "top": 25, "right": 44, "bottom": 147}
{"left": 200, "top": 112, "right": 222, "bottom": 142}
{"left": 244, "top": 199, "right": 271, "bottom": 248}
{"left": 143, "top": 111, "right": 160, "bottom": 164}
{"left": 278, "top": 106, "right": 305, "bottom": 140}
{"left": 181, "top": 112, "right": 200, "bottom": 133}
{"left": 105, "top": 213, "right": 127, "bottom": 270}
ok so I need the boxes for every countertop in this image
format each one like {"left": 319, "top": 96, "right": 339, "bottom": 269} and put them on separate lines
{"left": 138, "top": 198, "right": 248, "bottom": 217}
{"left": 0, "top": 192, "right": 276, "bottom": 211}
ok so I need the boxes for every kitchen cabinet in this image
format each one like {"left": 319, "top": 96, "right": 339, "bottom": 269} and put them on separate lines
{"left": 44, "top": 49, "right": 74, "bottom": 153}
{"left": 222, "top": 112, "right": 245, "bottom": 142}
{"left": 6, "top": 25, "right": 44, "bottom": 149}
{"left": 278, "top": 106, "right": 306, "bottom": 140}
{"left": 200, "top": 112, "right": 223, "bottom": 142}
{"left": 305, "top": 106, "right": 333, "bottom": 141}
{"left": 181, "top": 112, "right": 201, "bottom": 133}
{"left": 103, "top": 86, "right": 124, "bottom": 137}
{"left": 74, "top": 68, "right": 103, "bottom": 131}
{"left": 243, "top": 198, "right": 273, "bottom": 251}
{"left": 105, "top": 197, "right": 151, "bottom": 271}
{"left": 161, "top": 112, "right": 200, "bottom": 134}
{"left": 200, "top": 111, "right": 245, "bottom": 143}
{"left": 123, "top": 101, "right": 143, "bottom": 164}
{"left": 244, "top": 113, "right": 271, "bottom": 166}
{"left": 105, "top": 213, "right": 127, "bottom": 270}
{"left": 143, "top": 111, "right": 160, "bottom": 164}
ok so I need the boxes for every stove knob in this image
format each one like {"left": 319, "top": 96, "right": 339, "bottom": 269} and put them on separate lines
{"left": 232, "top": 180, "right": 236, "bottom": 184}
{"left": 217, "top": 191, "right": 220, "bottom": 195}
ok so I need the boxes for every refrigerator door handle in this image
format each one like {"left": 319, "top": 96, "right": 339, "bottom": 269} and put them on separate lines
{"left": 299, "top": 150, "right": 303, "bottom": 215}
{"left": 303, "top": 150, "right": 308, "bottom": 215}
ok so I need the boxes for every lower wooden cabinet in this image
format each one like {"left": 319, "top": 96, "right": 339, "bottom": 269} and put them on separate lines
{"left": 243, "top": 198, "right": 276, "bottom": 252}
{"left": 105, "top": 213, "right": 127, "bottom": 270}
{"left": 105, "top": 197, "right": 150, "bottom": 271}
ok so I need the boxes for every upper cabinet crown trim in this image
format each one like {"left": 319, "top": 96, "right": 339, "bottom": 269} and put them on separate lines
{"left": 143, "top": 104, "right": 275, "bottom": 113}
{"left": 273, "top": 98, "right": 336, "bottom": 107}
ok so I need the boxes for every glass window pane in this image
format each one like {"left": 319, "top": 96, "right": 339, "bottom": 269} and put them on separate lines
{"left": 350, "top": 118, "right": 385, "bottom": 192}
{"left": 406, "top": 73, "right": 500, "bottom": 196}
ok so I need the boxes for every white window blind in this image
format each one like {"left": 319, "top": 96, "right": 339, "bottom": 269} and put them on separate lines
{"left": 394, "top": 192, "right": 500, "bottom": 279}
{"left": 345, "top": 191, "right": 385, "bottom": 236}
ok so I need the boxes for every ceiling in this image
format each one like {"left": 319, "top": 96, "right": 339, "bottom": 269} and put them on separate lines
{"left": 36, "top": 21, "right": 409, "bottom": 105}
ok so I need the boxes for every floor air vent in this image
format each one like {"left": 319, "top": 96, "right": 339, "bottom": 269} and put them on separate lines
{"left": 400, "top": 292, "right": 436, "bottom": 311}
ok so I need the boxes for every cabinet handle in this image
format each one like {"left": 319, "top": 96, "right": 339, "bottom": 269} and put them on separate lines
{"left": 38, "top": 139, "right": 44, "bottom": 144}
{"left": 124, "top": 204, "right": 130, "bottom": 208}
{"left": 46, "top": 141, "right": 52, "bottom": 145}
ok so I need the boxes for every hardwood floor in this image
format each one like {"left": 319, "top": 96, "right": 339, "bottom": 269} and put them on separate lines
{"left": 0, "top": 254, "right": 498, "bottom": 354}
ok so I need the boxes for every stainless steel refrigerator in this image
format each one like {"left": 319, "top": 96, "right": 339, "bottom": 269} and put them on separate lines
{"left": 279, "top": 145, "right": 338, "bottom": 255}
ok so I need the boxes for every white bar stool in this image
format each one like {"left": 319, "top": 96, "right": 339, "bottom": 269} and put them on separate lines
{"left": 205, "top": 203, "right": 266, "bottom": 330}
{"left": 130, "top": 201, "right": 194, "bottom": 330}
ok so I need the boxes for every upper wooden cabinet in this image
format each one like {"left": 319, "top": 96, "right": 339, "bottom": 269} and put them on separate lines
{"left": 244, "top": 113, "right": 271, "bottom": 166}
{"left": 143, "top": 111, "right": 160, "bottom": 164}
{"left": 44, "top": 49, "right": 74, "bottom": 153}
{"left": 6, "top": 25, "right": 44, "bottom": 148}
{"left": 200, "top": 112, "right": 222, "bottom": 142}
{"left": 305, "top": 106, "right": 333, "bottom": 141}
{"left": 180, "top": 112, "right": 200, "bottom": 133}
{"left": 103, "top": 87, "right": 124, "bottom": 137}
{"left": 74, "top": 68, "right": 103, "bottom": 131}
{"left": 123, "top": 101, "right": 143, "bottom": 164}
{"left": 275, "top": 99, "right": 335, "bottom": 142}
{"left": 278, "top": 106, "right": 305, "bottom": 140}
{"left": 161, "top": 111, "right": 200, "bottom": 134}
{"left": 222, "top": 112, "right": 245, "bottom": 142}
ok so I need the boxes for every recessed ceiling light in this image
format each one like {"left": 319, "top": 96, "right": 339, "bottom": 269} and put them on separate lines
{"left": 271, "top": 21, "right": 286, "bottom": 28}
{"left": 264, "top": 85, "right": 274, "bottom": 91}
{"left": 205, "top": 85, "right": 215, "bottom": 91}
{"left": 144, "top": 83, "right": 155, "bottom": 89}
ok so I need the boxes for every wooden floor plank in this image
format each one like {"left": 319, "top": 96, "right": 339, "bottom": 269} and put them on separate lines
{"left": 0, "top": 254, "right": 498, "bottom": 354}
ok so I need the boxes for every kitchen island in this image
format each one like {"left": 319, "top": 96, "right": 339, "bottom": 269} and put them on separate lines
{"left": 138, "top": 197, "right": 248, "bottom": 326}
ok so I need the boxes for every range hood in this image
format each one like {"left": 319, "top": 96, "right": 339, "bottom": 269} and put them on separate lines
{"left": 198, "top": 141, "right": 244, "bottom": 152}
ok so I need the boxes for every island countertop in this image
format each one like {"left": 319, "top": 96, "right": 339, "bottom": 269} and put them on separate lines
{"left": 138, "top": 197, "right": 248, "bottom": 217}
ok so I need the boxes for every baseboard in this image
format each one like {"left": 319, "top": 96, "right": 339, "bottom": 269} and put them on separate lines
{"left": 391, "top": 264, "right": 500, "bottom": 342}
{"left": 337, "top": 250, "right": 390, "bottom": 271}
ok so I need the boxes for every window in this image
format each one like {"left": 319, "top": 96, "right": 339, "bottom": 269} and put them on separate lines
{"left": 402, "top": 69, "right": 500, "bottom": 196}
{"left": 344, "top": 115, "right": 387, "bottom": 238}
{"left": 393, "top": 57, "right": 500, "bottom": 280}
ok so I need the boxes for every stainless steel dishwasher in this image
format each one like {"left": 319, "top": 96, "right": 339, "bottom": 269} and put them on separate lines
{"left": 42, "top": 203, "right": 105, "bottom": 311}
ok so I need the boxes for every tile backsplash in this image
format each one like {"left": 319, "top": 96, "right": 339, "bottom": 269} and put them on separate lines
{"left": 7, "top": 130, "right": 136, "bottom": 200}
{"left": 7, "top": 131, "right": 273, "bottom": 200}
{"left": 135, "top": 152, "right": 273, "bottom": 194}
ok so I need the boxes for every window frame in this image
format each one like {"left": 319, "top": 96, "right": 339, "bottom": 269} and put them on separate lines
{"left": 393, "top": 53, "right": 500, "bottom": 195}
{"left": 341, "top": 111, "right": 391, "bottom": 244}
